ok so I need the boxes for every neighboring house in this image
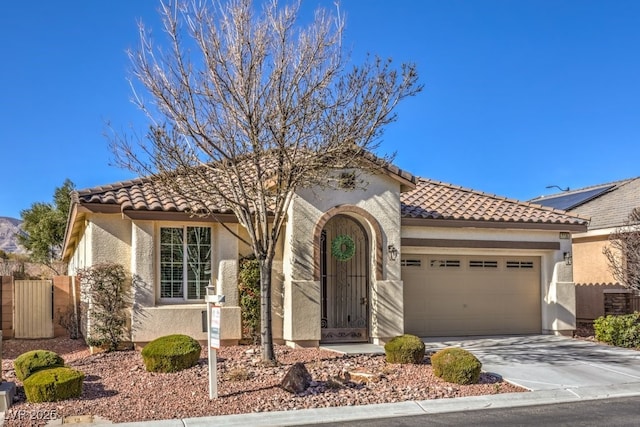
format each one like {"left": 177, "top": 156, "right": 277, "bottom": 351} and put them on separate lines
{"left": 531, "top": 177, "right": 640, "bottom": 321}
{"left": 62, "top": 165, "right": 587, "bottom": 347}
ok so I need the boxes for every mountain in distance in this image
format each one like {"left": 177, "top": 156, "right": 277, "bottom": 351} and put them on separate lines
{"left": 0, "top": 217, "right": 26, "bottom": 254}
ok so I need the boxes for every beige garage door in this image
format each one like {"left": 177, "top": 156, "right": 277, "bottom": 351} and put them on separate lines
{"left": 402, "top": 255, "right": 541, "bottom": 336}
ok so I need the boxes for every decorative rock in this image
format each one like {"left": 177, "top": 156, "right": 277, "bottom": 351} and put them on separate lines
{"left": 280, "top": 362, "right": 311, "bottom": 394}
{"left": 347, "top": 370, "right": 381, "bottom": 384}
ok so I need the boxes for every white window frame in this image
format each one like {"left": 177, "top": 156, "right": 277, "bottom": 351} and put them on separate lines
{"left": 158, "top": 224, "right": 213, "bottom": 303}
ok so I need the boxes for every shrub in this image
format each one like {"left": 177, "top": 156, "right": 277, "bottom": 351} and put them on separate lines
{"left": 430, "top": 347, "right": 482, "bottom": 385}
{"left": 238, "top": 255, "right": 260, "bottom": 344}
{"left": 14, "top": 350, "right": 65, "bottom": 381}
{"left": 79, "top": 263, "right": 131, "bottom": 351}
{"left": 23, "top": 367, "right": 84, "bottom": 403}
{"left": 141, "top": 334, "right": 202, "bottom": 373}
{"left": 56, "top": 306, "right": 81, "bottom": 340}
{"left": 384, "top": 334, "right": 425, "bottom": 364}
{"left": 594, "top": 313, "right": 640, "bottom": 348}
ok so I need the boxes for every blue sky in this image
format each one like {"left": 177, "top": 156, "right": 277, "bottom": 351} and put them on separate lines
{"left": 2, "top": 1, "right": 639, "bottom": 219}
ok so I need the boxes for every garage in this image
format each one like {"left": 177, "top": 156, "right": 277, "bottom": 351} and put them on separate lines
{"left": 402, "top": 254, "right": 541, "bottom": 336}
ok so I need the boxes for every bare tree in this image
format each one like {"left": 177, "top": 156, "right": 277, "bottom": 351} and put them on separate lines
{"left": 111, "top": 0, "right": 421, "bottom": 362}
{"left": 604, "top": 209, "right": 640, "bottom": 291}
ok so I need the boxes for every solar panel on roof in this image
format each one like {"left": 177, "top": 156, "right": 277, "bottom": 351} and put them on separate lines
{"left": 535, "top": 185, "right": 615, "bottom": 210}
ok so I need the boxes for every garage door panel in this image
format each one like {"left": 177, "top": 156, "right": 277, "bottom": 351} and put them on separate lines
{"left": 402, "top": 255, "right": 541, "bottom": 336}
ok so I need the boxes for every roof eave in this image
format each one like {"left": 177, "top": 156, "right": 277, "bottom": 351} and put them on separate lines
{"left": 401, "top": 217, "right": 588, "bottom": 232}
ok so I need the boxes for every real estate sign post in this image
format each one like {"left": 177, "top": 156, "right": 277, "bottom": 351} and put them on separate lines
{"left": 205, "top": 288, "right": 224, "bottom": 399}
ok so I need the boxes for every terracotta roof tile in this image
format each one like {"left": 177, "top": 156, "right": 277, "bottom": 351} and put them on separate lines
{"left": 401, "top": 178, "right": 588, "bottom": 226}
{"left": 75, "top": 177, "right": 232, "bottom": 214}
{"left": 75, "top": 175, "right": 588, "bottom": 227}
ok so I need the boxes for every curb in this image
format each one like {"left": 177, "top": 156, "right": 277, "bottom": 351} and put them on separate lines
{"left": 81, "top": 382, "right": 640, "bottom": 426}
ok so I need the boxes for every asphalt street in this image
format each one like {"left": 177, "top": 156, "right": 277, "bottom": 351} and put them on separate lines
{"left": 305, "top": 396, "right": 640, "bottom": 427}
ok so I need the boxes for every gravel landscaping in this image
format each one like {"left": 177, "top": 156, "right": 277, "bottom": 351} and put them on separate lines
{"left": 2, "top": 337, "right": 525, "bottom": 426}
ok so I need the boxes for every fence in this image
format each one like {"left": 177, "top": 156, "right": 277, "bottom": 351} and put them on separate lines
{"left": 631, "top": 296, "right": 640, "bottom": 313}
{"left": 14, "top": 280, "right": 53, "bottom": 338}
{"left": 0, "top": 276, "right": 78, "bottom": 339}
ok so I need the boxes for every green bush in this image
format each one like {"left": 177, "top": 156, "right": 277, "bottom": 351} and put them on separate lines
{"left": 141, "top": 334, "right": 202, "bottom": 373}
{"left": 238, "top": 255, "right": 260, "bottom": 344}
{"left": 384, "top": 334, "right": 425, "bottom": 364}
{"left": 79, "top": 263, "right": 131, "bottom": 352}
{"left": 23, "top": 367, "right": 84, "bottom": 403}
{"left": 431, "top": 347, "right": 482, "bottom": 385}
{"left": 14, "top": 350, "right": 65, "bottom": 381}
{"left": 594, "top": 313, "right": 640, "bottom": 348}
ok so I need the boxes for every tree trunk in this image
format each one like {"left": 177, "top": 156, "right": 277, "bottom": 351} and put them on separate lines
{"left": 259, "top": 257, "right": 276, "bottom": 362}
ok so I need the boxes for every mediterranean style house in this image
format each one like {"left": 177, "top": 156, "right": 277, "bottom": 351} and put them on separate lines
{"left": 63, "top": 165, "right": 588, "bottom": 347}
{"left": 532, "top": 177, "right": 640, "bottom": 321}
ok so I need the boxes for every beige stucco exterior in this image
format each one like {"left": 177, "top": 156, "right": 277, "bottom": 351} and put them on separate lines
{"left": 66, "top": 169, "right": 580, "bottom": 346}
{"left": 572, "top": 231, "right": 628, "bottom": 320}
{"left": 281, "top": 171, "right": 404, "bottom": 346}
{"left": 572, "top": 234, "right": 618, "bottom": 286}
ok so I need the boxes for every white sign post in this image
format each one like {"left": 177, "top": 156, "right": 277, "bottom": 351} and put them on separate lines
{"left": 205, "top": 287, "right": 225, "bottom": 399}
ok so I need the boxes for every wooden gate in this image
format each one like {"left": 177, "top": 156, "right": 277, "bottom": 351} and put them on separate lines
{"left": 320, "top": 215, "right": 369, "bottom": 343}
{"left": 14, "top": 280, "right": 54, "bottom": 338}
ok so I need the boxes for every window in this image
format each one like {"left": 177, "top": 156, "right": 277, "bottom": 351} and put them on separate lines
{"left": 401, "top": 259, "right": 422, "bottom": 267}
{"left": 430, "top": 259, "right": 461, "bottom": 268}
{"left": 160, "top": 226, "right": 212, "bottom": 300}
{"left": 469, "top": 260, "right": 498, "bottom": 268}
{"left": 506, "top": 260, "right": 534, "bottom": 269}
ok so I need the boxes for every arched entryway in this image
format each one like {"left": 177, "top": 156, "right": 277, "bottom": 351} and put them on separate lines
{"left": 320, "top": 214, "right": 370, "bottom": 343}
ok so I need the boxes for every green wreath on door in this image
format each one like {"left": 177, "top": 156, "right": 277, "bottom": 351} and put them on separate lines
{"left": 331, "top": 234, "right": 356, "bottom": 262}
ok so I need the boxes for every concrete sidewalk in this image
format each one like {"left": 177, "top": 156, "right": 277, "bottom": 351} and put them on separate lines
{"left": 79, "top": 382, "right": 640, "bottom": 426}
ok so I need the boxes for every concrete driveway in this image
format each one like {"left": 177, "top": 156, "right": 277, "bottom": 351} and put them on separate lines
{"left": 422, "top": 335, "right": 640, "bottom": 391}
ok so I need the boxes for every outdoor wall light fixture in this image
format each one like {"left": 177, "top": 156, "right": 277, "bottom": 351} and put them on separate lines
{"left": 388, "top": 244, "right": 399, "bottom": 261}
{"left": 564, "top": 252, "right": 572, "bottom": 266}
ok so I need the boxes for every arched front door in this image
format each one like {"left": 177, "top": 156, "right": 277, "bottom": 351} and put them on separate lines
{"left": 320, "top": 215, "right": 370, "bottom": 343}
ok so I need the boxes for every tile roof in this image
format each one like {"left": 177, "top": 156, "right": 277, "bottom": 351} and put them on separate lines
{"left": 74, "top": 177, "right": 233, "bottom": 214}
{"left": 73, "top": 151, "right": 417, "bottom": 214}
{"left": 74, "top": 175, "right": 588, "bottom": 227}
{"left": 401, "top": 178, "right": 588, "bottom": 226}
{"left": 533, "top": 177, "right": 640, "bottom": 231}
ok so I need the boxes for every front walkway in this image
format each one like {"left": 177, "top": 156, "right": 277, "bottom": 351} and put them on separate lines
{"left": 320, "top": 343, "right": 384, "bottom": 355}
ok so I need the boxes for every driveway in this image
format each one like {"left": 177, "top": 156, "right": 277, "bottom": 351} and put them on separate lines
{"left": 422, "top": 335, "right": 640, "bottom": 391}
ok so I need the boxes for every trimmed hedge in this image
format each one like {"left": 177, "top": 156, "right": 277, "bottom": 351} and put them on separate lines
{"left": 239, "top": 255, "right": 260, "bottom": 344}
{"left": 384, "top": 334, "right": 425, "bottom": 364}
{"left": 430, "top": 347, "right": 482, "bottom": 385}
{"left": 14, "top": 350, "right": 65, "bottom": 381}
{"left": 594, "top": 313, "right": 640, "bottom": 348}
{"left": 141, "top": 334, "right": 202, "bottom": 373}
{"left": 23, "top": 367, "right": 84, "bottom": 403}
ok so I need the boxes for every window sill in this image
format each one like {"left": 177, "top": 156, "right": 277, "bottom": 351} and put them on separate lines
{"left": 152, "top": 303, "right": 206, "bottom": 309}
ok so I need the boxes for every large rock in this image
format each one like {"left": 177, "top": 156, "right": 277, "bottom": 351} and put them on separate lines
{"left": 280, "top": 362, "right": 311, "bottom": 394}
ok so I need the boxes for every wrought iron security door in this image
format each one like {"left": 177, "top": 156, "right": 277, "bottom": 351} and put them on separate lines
{"left": 320, "top": 215, "right": 369, "bottom": 343}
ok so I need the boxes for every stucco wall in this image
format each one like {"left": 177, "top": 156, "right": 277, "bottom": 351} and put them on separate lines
{"left": 571, "top": 235, "right": 623, "bottom": 321}
{"left": 130, "top": 221, "right": 244, "bottom": 344}
{"left": 282, "top": 171, "right": 403, "bottom": 345}
{"left": 68, "top": 219, "right": 91, "bottom": 275}
{"left": 90, "top": 214, "right": 132, "bottom": 266}
{"left": 402, "top": 225, "right": 571, "bottom": 244}
{"left": 572, "top": 236, "right": 618, "bottom": 285}
{"left": 290, "top": 171, "right": 402, "bottom": 281}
